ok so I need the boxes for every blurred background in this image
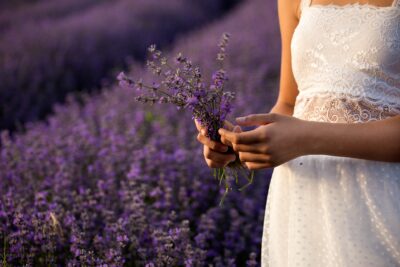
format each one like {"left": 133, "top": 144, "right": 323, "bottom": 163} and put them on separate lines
{"left": 0, "top": 0, "right": 241, "bottom": 131}
{"left": 0, "top": 0, "right": 281, "bottom": 265}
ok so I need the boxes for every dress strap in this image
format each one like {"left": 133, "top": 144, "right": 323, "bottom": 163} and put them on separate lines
{"left": 392, "top": 0, "right": 400, "bottom": 7}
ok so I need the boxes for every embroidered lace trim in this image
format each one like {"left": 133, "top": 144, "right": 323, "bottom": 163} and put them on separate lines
{"left": 293, "top": 92, "right": 400, "bottom": 123}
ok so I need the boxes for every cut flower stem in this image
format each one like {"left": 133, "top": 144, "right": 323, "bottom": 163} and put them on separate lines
{"left": 118, "top": 33, "right": 256, "bottom": 206}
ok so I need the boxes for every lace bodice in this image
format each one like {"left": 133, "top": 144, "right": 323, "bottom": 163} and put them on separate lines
{"left": 291, "top": 0, "right": 400, "bottom": 123}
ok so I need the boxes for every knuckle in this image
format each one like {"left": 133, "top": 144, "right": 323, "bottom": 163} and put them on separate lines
{"left": 270, "top": 159, "right": 277, "bottom": 167}
{"left": 264, "top": 155, "right": 275, "bottom": 166}
{"left": 220, "top": 137, "right": 225, "bottom": 145}
{"left": 232, "top": 143, "right": 238, "bottom": 152}
{"left": 269, "top": 113, "right": 277, "bottom": 121}
{"left": 203, "top": 147, "right": 212, "bottom": 159}
{"left": 205, "top": 159, "right": 214, "bottom": 168}
{"left": 245, "top": 162, "right": 253, "bottom": 170}
{"left": 233, "top": 136, "right": 240, "bottom": 144}
{"left": 209, "top": 161, "right": 220, "bottom": 168}
{"left": 248, "top": 163, "right": 259, "bottom": 170}
{"left": 221, "top": 138, "right": 230, "bottom": 147}
{"left": 209, "top": 141, "right": 218, "bottom": 151}
{"left": 260, "top": 130, "right": 269, "bottom": 140}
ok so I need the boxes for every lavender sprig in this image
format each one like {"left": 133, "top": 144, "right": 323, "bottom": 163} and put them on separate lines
{"left": 118, "top": 33, "right": 254, "bottom": 205}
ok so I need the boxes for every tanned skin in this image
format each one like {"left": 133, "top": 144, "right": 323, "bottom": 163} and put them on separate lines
{"left": 195, "top": 0, "right": 400, "bottom": 170}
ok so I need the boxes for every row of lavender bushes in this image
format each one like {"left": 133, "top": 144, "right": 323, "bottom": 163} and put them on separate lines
{"left": 0, "top": 0, "right": 281, "bottom": 265}
{"left": 0, "top": 0, "right": 106, "bottom": 33}
{"left": 0, "top": 0, "right": 41, "bottom": 11}
{"left": 0, "top": 0, "right": 240, "bottom": 131}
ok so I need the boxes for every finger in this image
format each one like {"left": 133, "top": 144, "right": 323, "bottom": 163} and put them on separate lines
{"left": 197, "top": 133, "right": 228, "bottom": 153}
{"left": 195, "top": 119, "right": 209, "bottom": 136}
{"left": 244, "top": 162, "right": 272, "bottom": 170}
{"left": 218, "top": 128, "right": 261, "bottom": 145}
{"left": 235, "top": 113, "right": 278, "bottom": 127}
{"left": 220, "top": 135, "right": 233, "bottom": 147}
{"left": 222, "top": 120, "right": 235, "bottom": 131}
{"left": 232, "top": 143, "right": 263, "bottom": 153}
{"left": 203, "top": 146, "right": 236, "bottom": 162}
{"left": 221, "top": 125, "right": 243, "bottom": 147}
{"left": 238, "top": 152, "right": 270, "bottom": 163}
{"left": 194, "top": 119, "right": 203, "bottom": 132}
{"left": 205, "top": 158, "right": 222, "bottom": 168}
{"left": 232, "top": 125, "right": 242, "bottom": 133}
{"left": 230, "top": 126, "right": 264, "bottom": 153}
{"left": 205, "top": 158, "right": 232, "bottom": 168}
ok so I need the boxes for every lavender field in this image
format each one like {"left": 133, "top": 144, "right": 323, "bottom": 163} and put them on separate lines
{"left": 0, "top": 0, "right": 239, "bottom": 131}
{"left": 0, "top": 0, "right": 281, "bottom": 265}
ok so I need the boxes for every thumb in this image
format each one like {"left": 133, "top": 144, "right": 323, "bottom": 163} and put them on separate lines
{"left": 235, "top": 113, "right": 278, "bottom": 126}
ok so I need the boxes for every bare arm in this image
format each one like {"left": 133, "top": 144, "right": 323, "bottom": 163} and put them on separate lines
{"left": 270, "top": 0, "right": 301, "bottom": 116}
{"left": 218, "top": 113, "right": 400, "bottom": 171}
{"left": 219, "top": 0, "right": 400, "bottom": 168}
{"left": 203, "top": 0, "right": 400, "bottom": 168}
{"left": 271, "top": 0, "right": 400, "bottom": 163}
{"left": 305, "top": 115, "right": 400, "bottom": 162}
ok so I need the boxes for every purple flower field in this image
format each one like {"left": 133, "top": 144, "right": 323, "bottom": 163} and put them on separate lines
{"left": 0, "top": 0, "right": 281, "bottom": 265}
{"left": 0, "top": 0, "right": 239, "bottom": 131}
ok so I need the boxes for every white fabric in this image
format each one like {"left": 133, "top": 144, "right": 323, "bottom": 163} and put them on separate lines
{"left": 261, "top": 1, "right": 400, "bottom": 266}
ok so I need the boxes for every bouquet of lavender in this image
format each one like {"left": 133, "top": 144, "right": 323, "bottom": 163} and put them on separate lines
{"left": 117, "top": 33, "right": 254, "bottom": 205}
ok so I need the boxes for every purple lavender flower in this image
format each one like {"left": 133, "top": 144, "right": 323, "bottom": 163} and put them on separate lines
{"left": 0, "top": 0, "right": 280, "bottom": 264}
{"left": 0, "top": 0, "right": 236, "bottom": 132}
{"left": 118, "top": 33, "right": 255, "bottom": 205}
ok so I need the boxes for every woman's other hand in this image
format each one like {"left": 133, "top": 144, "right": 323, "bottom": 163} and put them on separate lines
{"left": 194, "top": 119, "right": 240, "bottom": 168}
{"left": 218, "top": 113, "right": 308, "bottom": 170}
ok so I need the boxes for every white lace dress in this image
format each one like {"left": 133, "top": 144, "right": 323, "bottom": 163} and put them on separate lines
{"left": 261, "top": 0, "right": 400, "bottom": 266}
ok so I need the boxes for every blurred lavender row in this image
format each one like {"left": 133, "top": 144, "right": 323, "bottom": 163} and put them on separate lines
{"left": 0, "top": 0, "right": 280, "bottom": 265}
{"left": 0, "top": 0, "right": 240, "bottom": 131}
{"left": 0, "top": 0, "right": 106, "bottom": 33}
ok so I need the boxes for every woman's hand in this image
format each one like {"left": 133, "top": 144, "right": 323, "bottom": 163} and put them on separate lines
{"left": 194, "top": 119, "right": 241, "bottom": 168}
{"left": 218, "top": 113, "right": 309, "bottom": 170}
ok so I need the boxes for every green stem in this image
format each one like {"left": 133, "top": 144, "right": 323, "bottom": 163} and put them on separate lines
{"left": 219, "top": 187, "right": 229, "bottom": 207}
{"left": 142, "top": 84, "right": 175, "bottom": 99}
{"left": 219, "top": 168, "right": 226, "bottom": 181}
{"left": 238, "top": 171, "right": 255, "bottom": 191}
{"left": 163, "top": 62, "right": 209, "bottom": 107}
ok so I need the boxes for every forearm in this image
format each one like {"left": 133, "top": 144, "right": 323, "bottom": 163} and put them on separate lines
{"left": 303, "top": 115, "right": 400, "bottom": 162}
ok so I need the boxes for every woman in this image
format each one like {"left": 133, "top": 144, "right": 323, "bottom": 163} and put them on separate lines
{"left": 195, "top": 0, "right": 400, "bottom": 265}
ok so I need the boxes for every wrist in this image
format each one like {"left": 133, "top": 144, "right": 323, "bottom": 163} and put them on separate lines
{"left": 301, "top": 120, "right": 338, "bottom": 156}
{"left": 298, "top": 120, "right": 320, "bottom": 156}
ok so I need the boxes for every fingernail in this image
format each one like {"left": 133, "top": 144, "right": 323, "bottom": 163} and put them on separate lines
{"left": 236, "top": 117, "right": 245, "bottom": 123}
